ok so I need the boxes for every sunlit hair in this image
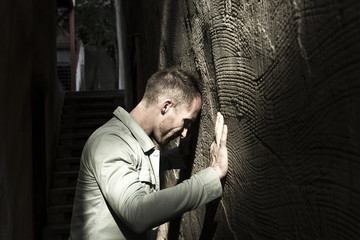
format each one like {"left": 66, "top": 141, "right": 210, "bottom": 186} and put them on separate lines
{"left": 142, "top": 67, "right": 202, "bottom": 108}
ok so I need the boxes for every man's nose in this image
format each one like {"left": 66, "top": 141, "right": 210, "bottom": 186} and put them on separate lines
{"left": 180, "top": 128, "right": 188, "bottom": 139}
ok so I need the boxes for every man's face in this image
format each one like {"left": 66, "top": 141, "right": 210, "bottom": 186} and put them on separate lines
{"left": 155, "top": 96, "right": 202, "bottom": 145}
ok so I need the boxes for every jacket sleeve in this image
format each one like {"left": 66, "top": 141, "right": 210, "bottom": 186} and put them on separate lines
{"left": 91, "top": 134, "right": 222, "bottom": 234}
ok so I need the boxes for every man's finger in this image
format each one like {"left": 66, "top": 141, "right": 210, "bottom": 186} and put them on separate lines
{"left": 215, "top": 112, "right": 219, "bottom": 134}
{"left": 216, "top": 113, "right": 224, "bottom": 147}
{"left": 214, "top": 113, "right": 219, "bottom": 144}
{"left": 220, "top": 124, "right": 228, "bottom": 148}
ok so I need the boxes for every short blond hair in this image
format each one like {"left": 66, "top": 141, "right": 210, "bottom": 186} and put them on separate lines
{"left": 143, "top": 67, "right": 202, "bottom": 108}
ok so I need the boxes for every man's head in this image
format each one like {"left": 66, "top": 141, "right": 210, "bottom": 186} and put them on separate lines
{"left": 142, "top": 67, "right": 202, "bottom": 145}
{"left": 143, "top": 67, "right": 202, "bottom": 109}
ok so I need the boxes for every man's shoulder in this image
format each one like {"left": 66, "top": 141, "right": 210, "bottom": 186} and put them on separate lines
{"left": 90, "top": 117, "right": 138, "bottom": 147}
{"left": 83, "top": 117, "right": 143, "bottom": 166}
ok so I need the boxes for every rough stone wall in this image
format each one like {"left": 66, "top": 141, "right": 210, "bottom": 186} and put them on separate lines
{"left": 131, "top": 0, "right": 360, "bottom": 239}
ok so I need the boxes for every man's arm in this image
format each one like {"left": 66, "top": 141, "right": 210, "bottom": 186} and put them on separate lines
{"left": 94, "top": 113, "right": 228, "bottom": 233}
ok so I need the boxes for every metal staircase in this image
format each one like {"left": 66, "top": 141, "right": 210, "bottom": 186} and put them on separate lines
{"left": 42, "top": 90, "right": 125, "bottom": 240}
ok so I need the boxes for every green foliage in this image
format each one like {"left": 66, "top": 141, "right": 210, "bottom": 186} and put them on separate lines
{"left": 75, "top": 0, "right": 117, "bottom": 57}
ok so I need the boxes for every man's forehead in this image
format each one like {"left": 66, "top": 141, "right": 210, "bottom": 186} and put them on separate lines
{"left": 190, "top": 107, "right": 201, "bottom": 120}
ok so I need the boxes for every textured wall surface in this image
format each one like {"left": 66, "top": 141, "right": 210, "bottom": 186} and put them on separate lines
{"left": 131, "top": 0, "right": 360, "bottom": 239}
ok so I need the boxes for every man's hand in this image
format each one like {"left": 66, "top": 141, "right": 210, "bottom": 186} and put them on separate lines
{"left": 210, "top": 112, "right": 228, "bottom": 179}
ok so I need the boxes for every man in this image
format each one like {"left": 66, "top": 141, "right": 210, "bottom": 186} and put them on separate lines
{"left": 69, "top": 67, "right": 228, "bottom": 239}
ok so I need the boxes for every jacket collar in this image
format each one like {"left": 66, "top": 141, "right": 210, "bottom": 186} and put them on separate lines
{"left": 113, "top": 107, "right": 155, "bottom": 154}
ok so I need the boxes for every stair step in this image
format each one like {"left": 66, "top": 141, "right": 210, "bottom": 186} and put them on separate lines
{"left": 61, "top": 111, "right": 113, "bottom": 121}
{"left": 65, "top": 89, "right": 125, "bottom": 99}
{"left": 43, "top": 223, "right": 70, "bottom": 240}
{"left": 53, "top": 171, "right": 79, "bottom": 188}
{"left": 60, "top": 120, "right": 106, "bottom": 130}
{"left": 64, "top": 94, "right": 124, "bottom": 110}
{"left": 61, "top": 117, "right": 111, "bottom": 127}
{"left": 60, "top": 132, "right": 91, "bottom": 140}
{"left": 63, "top": 102, "right": 117, "bottom": 111}
{"left": 62, "top": 91, "right": 125, "bottom": 118}
{"left": 46, "top": 205, "right": 73, "bottom": 224}
{"left": 64, "top": 100, "right": 121, "bottom": 110}
{"left": 55, "top": 157, "right": 80, "bottom": 171}
{"left": 57, "top": 144, "right": 85, "bottom": 151}
{"left": 56, "top": 145, "right": 84, "bottom": 158}
{"left": 59, "top": 129, "right": 96, "bottom": 138}
{"left": 50, "top": 187, "right": 76, "bottom": 205}
{"left": 59, "top": 133, "right": 90, "bottom": 146}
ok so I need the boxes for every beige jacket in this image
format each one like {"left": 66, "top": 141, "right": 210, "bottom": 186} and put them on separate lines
{"left": 69, "top": 107, "right": 222, "bottom": 240}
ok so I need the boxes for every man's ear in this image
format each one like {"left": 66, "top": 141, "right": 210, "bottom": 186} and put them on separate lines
{"left": 161, "top": 100, "right": 173, "bottom": 115}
